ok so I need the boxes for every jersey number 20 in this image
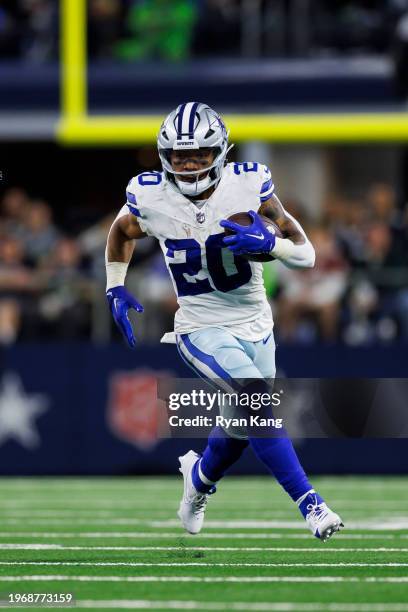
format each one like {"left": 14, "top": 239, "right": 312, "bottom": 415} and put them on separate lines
{"left": 165, "top": 234, "right": 252, "bottom": 297}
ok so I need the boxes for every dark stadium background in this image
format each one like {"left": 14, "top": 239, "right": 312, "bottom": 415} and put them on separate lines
{"left": 0, "top": 0, "right": 408, "bottom": 477}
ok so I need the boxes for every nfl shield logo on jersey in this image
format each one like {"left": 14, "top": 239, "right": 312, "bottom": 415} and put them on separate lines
{"left": 196, "top": 211, "right": 205, "bottom": 224}
{"left": 107, "top": 371, "right": 168, "bottom": 450}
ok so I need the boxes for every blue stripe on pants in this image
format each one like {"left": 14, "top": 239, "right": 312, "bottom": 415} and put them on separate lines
{"left": 179, "top": 333, "right": 240, "bottom": 392}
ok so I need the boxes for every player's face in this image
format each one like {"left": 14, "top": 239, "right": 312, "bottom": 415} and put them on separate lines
{"left": 170, "top": 149, "right": 215, "bottom": 183}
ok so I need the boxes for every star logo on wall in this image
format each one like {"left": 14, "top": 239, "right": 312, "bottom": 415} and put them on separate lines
{"left": 0, "top": 372, "right": 49, "bottom": 449}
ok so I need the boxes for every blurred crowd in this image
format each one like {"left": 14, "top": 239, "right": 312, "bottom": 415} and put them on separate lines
{"left": 0, "top": 181, "right": 407, "bottom": 346}
{"left": 0, "top": 188, "right": 94, "bottom": 343}
{"left": 275, "top": 183, "right": 408, "bottom": 344}
{"left": 1, "top": 0, "right": 408, "bottom": 62}
{"left": 0, "top": 0, "right": 58, "bottom": 62}
{"left": 0, "top": 186, "right": 173, "bottom": 345}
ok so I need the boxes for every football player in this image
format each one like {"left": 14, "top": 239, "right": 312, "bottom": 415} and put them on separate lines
{"left": 106, "top": 102, "right": 343, "bottom": 541}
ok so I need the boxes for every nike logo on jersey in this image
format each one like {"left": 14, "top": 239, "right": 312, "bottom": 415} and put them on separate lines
{"left": 263, "top": 333, "right": 272, "bottom": 344}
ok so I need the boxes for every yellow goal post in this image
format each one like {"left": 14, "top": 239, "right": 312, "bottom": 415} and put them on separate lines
{"left": 58, "top": 0, "right": 408, "bottom": 145}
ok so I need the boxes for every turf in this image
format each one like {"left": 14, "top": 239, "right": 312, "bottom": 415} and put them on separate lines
{"left": 0, "top": 476, "right": 407, "bottom": 610}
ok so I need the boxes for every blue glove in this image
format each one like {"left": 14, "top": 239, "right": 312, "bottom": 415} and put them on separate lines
{"left": 106, "top": 286, "right": 144, "bottom": 348}
{"left": 220, "top": 210, "right": 276, "bottom": 255}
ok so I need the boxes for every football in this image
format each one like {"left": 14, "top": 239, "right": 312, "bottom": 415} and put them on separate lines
{"left": 223, "top": 211, "right": 283, "bottom": 262}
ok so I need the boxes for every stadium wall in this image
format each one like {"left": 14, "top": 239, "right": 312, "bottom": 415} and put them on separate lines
{"left": 0, "top": 343, "right": 407, "bottom": 476}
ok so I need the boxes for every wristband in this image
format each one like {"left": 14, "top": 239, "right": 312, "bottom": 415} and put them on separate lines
{"left": 106, "top": 262, "right": 129, "bottom": 291}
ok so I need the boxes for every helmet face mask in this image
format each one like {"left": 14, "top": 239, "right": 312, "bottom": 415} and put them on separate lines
{"left": 167, "top": 148, "right": 217, "bottom": 197}
{"left": 157, "top": 102, "right": 232, "bottom": 197}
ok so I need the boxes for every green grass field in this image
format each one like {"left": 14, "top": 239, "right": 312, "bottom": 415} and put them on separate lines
{"left": 0, "top": 476, "right": 407, "bottom": 611}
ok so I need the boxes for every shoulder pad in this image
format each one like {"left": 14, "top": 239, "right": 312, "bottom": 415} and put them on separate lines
{"left": 259, "top": 165, "right": 275, "bottom": 202}
{"left": 230, "top": 162, "right": 275, "bottom": 202}
{"left": 126, "top": 171, "right": 164, "bottom": 218}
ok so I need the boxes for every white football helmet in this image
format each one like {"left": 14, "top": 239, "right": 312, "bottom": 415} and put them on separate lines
{"left": 157, "top": 102, "right": 232, "bottom": 196}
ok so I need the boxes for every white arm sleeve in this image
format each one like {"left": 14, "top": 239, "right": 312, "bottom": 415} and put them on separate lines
{"left": 271, "top": 209, "right": 315, "bottom": 269}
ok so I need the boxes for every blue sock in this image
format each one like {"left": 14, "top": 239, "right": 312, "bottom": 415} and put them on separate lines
{"left": 192, "top": 426, "right": 249, "bottom": 493}
{"left": 249, "top": 437, "right": 313, "bottom": 502}
{"left": 297, "top": 490, "right": 325, "bottom": 519}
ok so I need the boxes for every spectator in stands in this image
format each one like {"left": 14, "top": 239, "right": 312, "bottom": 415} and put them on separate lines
{"left": 88, "top": 0, "right": 123, "bottom": 59}
{"left": 362, "top": 220, "right": 408, "bottom": 338}
{"left": 277, "top": 224, "right": 349, "bottom": 343}
{"left": 365, "top": 182, "right": 408, "bottom": 235}
{"left": 20, "top": 0, "right": 58, "bottom": 62}
{"left": 365, "top": 182, "right": 408, "bottom": 279}
{"left": 115, "top": 0, "right": 197, "bottom": 62}
{"left": 0, "top": 187, "right": 30, "bottom": 237}
{"left": 312, "top": 0, "right": 393, "bottom": 54}
{"left": 0, "top": 236, "right": 37, "bottom": 344}
{"left": 366, "top": 182, "right": 396, "bottom": 223}
{"left": 38, "top": 237, "right": 92, "bottom": 339}
{"left": 192, "top": 0, "right": 241, "bottom": 57}
{"left": 16, "top": 199, "right": 60, "bottom": 266}
{"left": 393, "top": 2, "right": 408, "bottom": 99}
{"left": 343, "top": 211, "right": 408, "bottom": 344}
{"left": 325, "top": 196, "right": 368, "bottom": 267}
{"left": 0, "top": 3, "right": 22, "bottom": 58}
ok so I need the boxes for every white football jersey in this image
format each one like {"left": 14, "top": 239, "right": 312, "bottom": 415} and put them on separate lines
{"left": 125, "top": 162, "right": 275, "bottom": 342}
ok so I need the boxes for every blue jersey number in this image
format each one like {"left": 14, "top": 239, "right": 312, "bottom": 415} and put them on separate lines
{"left": 206, "top": 234, "right": 252, "bottom": 292}
{"left": 165, "top": 239, "right": 212, "bottom": 297}
{"left": 165, "top": 233, "right": 252, "bottom": 297}
{"left": 233, "top": 162, "right": 258, "bottom": 175}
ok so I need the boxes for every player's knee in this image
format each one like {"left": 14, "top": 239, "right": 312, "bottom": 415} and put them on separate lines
{"left": 213, "top": 345, "right": 248, "bottom": 372}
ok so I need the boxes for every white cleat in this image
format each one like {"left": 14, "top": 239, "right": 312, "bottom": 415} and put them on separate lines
{"left": 177, "top": 450, "right": 215, "bottom": 535}
{"left": 305, "top": 501, "right": 344, "bottom": 542}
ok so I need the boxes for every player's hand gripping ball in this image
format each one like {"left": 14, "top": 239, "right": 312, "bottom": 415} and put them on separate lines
{"left": 106, "top": 286, "right": 144, "bottom": 348}
{"left": 220, "top": 210, "right": 282, "bottom": 262}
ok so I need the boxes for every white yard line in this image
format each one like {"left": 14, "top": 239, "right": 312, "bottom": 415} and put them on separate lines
{"left": 1, "top": 561, "right": 408, "bottom": 567}
{"left": 0, "top": 512, "right": 403, "bottom": 521}
{"left": 0, "top": 519, "right": 160, "bottom": 526}
{"left": 0, "top": 575, "right": 408, "bottom": 583}
{"left": 1, "top": 499, "right": 406, "bottom": 507}
{"left": 146, "top": 519, "right": 408, "bottom": 530}
{"left": 2, "top": 518, "right": 408, "bottom": 529}
{"left": 0, "top": 531, "right": 398, "bottom": 540}
{"left": 0, "top": 544, "right": 407, "bottom": 553}
{"left": 0, "top": 544, "right": 63, "bottom": 550}
{"left": 55, "top": 601, "right": 408, "bottom": 611}
{"left": 0, "top": 510, "right": 159, "bottom": 516}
